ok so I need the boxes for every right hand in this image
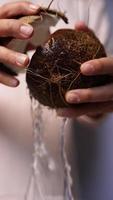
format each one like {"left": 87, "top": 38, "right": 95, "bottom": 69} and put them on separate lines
{"left": 57, "top": 22, "right": 113, "bottom": 124}
{"left": 0, "top": 1, "right": 40, "bottom": 87}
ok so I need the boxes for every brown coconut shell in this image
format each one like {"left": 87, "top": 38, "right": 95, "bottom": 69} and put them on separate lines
{"left": 26, "top": 29, "right": 113, "bottom": 108}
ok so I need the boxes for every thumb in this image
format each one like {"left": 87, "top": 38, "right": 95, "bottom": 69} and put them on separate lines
{"left": 75, "top": 21, "right": 89, "bottom": 31}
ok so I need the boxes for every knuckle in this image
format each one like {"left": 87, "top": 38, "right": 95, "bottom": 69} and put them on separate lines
{"left": 0, "top": 4, "right": 13, "bottom": 17}
{"left": 7, "top": 20, "right": 13, "bottom": 29}
{"left": 22, "top": 1, "right": 31, "bottom": 6}
{"left": 18, "top": 1, "right": 31, "bottom": 10}
{"left": 84, "top": 89, "right": 93, "bottom": 101}
{"left": 94, "top": 59, "right": 104, "bottom": 73}
{"left": 8, "top": 19, "right": 19, "bottom": 36}
{"left": 0, "top": 5, "right": 4, "bottom": 14}
{"left": 0, "top": 47, "right": 15, "bottom": 65}
{"left": 6, "top": 19, "right": 15, "bottom": 32}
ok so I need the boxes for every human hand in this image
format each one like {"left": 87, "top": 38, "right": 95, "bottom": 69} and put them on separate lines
{"left": 0, "top": 1, "right": 39, "bottom": 87}
{"left": 57, "top": 22, "right": 113, "bottom": 121}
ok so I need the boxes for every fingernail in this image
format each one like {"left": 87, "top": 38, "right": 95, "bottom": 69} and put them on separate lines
{"left": 29, "top": 4, "right": 39, "bottom": 11}
{"left": 20, "top": 24, "right": 33, "bottom": 37}
{"left": 66, "top": 92, "right": 80, "bottom": 103}
{"left": 16, "top": 54, "right": 28, "bottom": 66}
{"left": 81, "top": 63, "right": 95, "bottom": 75}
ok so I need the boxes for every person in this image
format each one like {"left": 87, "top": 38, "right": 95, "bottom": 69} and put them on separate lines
{"left": 0, "top": 0, "right": 113, "bottom": 200}
{"left": 1, "top": 0, "right": 113, "bottom": 122}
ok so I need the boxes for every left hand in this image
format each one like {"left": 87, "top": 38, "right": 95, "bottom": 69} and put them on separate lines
{"left": 57, "top": 22, "right": 113, "bottom": 120}
{"left": 0, "top": 1, "right": 40, "bottom": 87}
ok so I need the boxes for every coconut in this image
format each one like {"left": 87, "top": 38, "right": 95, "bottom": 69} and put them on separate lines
{"left": 26, "top": 28, "right": 113, "bottom": 108}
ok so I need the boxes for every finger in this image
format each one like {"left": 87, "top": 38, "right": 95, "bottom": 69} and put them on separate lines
{"left": 0, "top": 72, "right": 19, "bottom": 87}
{"left": 75, "top": 21, "right": 89, "bottom": 31}
{"left": 75, "top": 21, "right": 99, "bottom": 43}
{"left": 81, "top": 57, "right": 113, "bottom": 75}
{"left": 65, "top": 83, "right": 113, "bottom": 104}
{"left": 0, "top": 1, "right": 40, "bottom": 18}
{"left": 76, "top": 114, "right": 106, "bottom": 125}
{"left": 0, "top": 19, "right": 33, "bottom": 39}
{"left": 57, "top": 101, "right": 113, "bottom": 118}
{"left": 0, "top": 46, "right": 29, "bottom": 68}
